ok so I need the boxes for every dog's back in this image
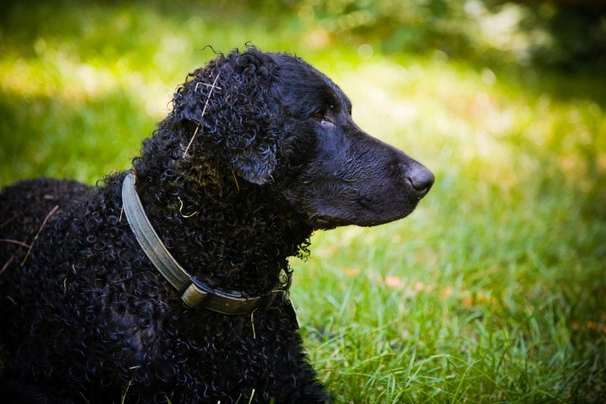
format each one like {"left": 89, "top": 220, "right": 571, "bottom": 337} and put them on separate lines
{"left": 1, "top": 178, "right": 89, "bottom": 236}
{"left": 0, "top": 178, "right": 91, "bottom": 350}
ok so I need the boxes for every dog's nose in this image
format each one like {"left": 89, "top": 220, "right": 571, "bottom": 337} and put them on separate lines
{"left": 406, "top": 164, "right": 434, "bottom": 199}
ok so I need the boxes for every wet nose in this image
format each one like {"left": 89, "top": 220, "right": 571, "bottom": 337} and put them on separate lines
{"left": 406, "top": 164, "right": 434, "bottom": 199}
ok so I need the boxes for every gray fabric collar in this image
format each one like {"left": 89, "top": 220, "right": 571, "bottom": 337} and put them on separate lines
{"left": 121, "top": 172, "right": 290, "bottom": 315}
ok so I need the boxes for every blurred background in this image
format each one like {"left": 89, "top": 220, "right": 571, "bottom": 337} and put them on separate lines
{"left": 1, "top": 0, "right": 605, "bottom": 402}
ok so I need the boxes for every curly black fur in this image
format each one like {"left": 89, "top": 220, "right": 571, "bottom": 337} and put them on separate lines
{"left": 0, "top": 46, "right": 433, "bottom": 403}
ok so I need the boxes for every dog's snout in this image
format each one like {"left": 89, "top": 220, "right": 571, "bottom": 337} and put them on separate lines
{"left": 406, "top": 164, "right": 434, "bottom": 198}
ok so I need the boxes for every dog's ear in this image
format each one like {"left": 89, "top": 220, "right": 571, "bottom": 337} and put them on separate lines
{"left": 229, "top": 138, "right": 277, "bottom": 185}
{"left": 172, "top": 48, "right": 279, "bottom": 185}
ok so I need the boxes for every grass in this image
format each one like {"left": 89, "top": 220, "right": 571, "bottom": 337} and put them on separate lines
{"left": 1, "top": 1, "right": 605, "bottom": 402}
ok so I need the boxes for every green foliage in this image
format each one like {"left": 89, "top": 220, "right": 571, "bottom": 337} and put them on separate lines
{"left": 1, "top": 1, "right": 605, "bottom": 402}
{"left": 296, "top": 0, "right": 476, "bottom": 54}
{"left": 231, "top": 0, "right": 606, "bottom": 69}
{"left": 484, "top": 0, "right": 606, "bottom": 70}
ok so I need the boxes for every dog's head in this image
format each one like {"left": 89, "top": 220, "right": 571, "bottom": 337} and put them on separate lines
{"left": 171, "top": 46, "right": 434, "bottom": 229}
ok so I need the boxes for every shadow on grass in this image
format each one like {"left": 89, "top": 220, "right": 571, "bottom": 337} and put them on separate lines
{"left": 0, "top": 91, "right": 151, "bottom": 187}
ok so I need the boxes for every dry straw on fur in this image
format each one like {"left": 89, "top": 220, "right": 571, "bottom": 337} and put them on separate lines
{"left": 182, "top": 74, "right": 221, "bottom": 158}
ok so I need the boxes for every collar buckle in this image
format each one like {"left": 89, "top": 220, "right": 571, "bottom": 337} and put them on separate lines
{"left": 121, "top": 172, "right": 291, "bottom": 315}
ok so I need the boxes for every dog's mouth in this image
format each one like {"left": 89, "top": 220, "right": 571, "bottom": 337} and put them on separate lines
{"left": 311, "top": 215, "right": 341, "bottom": 230}
{"left": 308, "top": 183, "right": 431, "bottom": 230}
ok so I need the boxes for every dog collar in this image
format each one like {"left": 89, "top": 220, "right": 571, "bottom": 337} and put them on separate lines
{"left": 121, "top": 172, "right": 291, "bottom": 315}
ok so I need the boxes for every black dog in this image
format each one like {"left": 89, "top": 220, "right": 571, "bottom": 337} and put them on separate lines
{"left": 0, "top": 47, "right": 433, "bottom": 403}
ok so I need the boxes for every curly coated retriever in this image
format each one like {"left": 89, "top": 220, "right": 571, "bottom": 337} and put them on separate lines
{"left": 0, "top": 46, "right": 434, "bottom": 403}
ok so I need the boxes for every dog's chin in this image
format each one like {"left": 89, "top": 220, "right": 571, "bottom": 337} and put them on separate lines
{"left": 311, "top": 209, "right": 416, "bottom": 230}
{"left": 311, "top": 214, "right": 349, "bottom": 230}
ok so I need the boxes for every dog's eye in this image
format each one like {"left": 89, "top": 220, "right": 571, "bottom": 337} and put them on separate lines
{"left": 312, "top": 110, "right": 324, "bottom": 121}
{"left": 312, "top": 111, "right": 334, "bottom": 128}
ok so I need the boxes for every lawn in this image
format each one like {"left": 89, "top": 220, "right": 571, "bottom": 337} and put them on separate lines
{"left": 1, "top": 1, "right": 605, "bottom": 402}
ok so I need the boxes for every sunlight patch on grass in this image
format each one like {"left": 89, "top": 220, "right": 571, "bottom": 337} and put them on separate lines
{"left": 0, "top": 54, "right": 170, "bottom": 120}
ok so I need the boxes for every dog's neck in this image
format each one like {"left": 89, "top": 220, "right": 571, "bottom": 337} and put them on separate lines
{"left": 129, "top": 156, "right": 312, "bottom": 296}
